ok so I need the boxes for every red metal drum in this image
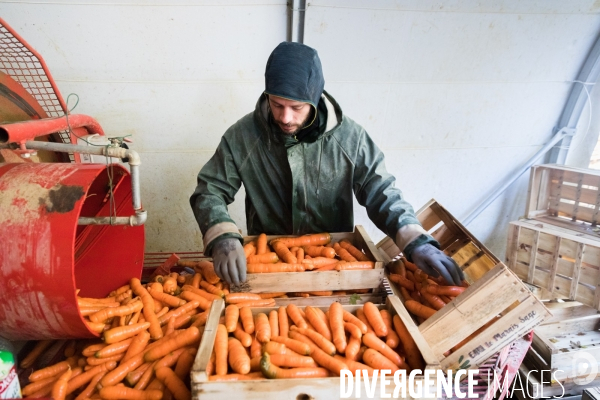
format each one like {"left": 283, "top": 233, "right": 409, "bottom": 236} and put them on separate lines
{"left": 0, "top": 163, "right": 144, "bottom": 339}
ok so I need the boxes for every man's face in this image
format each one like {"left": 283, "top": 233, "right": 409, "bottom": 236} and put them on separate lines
{"left": 268, "top": 95, "right": 312, "bottom": 135}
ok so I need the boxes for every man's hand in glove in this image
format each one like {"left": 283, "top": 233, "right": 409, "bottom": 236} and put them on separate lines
{"left": 411, "top": 243, "right": 464, "bottom": 286}
{"left": 211, "top": 237, "right": 246, "bottom": 286}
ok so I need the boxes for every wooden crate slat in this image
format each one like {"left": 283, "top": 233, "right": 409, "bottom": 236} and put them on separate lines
{"left": 570, "top": 243, "right": 585, "bottom": 300}
{"left": 547, "top": 236, "right": 562, "bottom": 292}
{"left": 542, "top": 301, "right": 599, "bottom": 324}
{"left": 191, "top": 299, "right": 225, "bottom": 383}
{"left": 419, "top": 263, "right": 531, "bottom": 357}
{"left": 527, "top": 230, "right": 540, "bottom": 284}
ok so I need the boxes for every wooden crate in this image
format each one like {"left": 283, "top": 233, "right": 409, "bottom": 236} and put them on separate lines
{"left": 233, "top": 226, "right": 385, "bottom": 293}
{"left": 378, "top": 199, "right": 552, "bottom": 372}
{"left": 191, "top": 296, "right": 440, "bottom": 400}
{"left": 523, "top": 301, "right": 600, "bottom": 390}
{"left": 525, "top": 164, "right": 600, "bottom": 238}
{"left": 506, "top": 219, "right": 600, "bottom": 310}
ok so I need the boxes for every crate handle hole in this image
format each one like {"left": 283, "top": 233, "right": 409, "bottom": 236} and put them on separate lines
{"left": 296, "top": 394, "right": 314, "bottom": 400}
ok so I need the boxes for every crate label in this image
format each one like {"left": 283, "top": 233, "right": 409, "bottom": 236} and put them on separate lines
{"left": 0, "top": 365, "right": 21, "bottom": 399}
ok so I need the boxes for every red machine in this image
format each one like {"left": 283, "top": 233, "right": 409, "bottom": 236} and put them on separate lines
{"left": 0, "top": 18, "right": 145, "bottom": 340}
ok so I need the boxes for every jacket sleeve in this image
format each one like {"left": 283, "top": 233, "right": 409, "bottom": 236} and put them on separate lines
{"left": 352, "top": 130, "right": 439, "bottom": 260}
{"left": 190, "top": 135, "right": 243, "bottom": 255}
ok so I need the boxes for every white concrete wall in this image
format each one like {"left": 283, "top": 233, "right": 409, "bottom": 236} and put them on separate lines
{"left": 3, "top": 0, "right": 600, "bottom": 258}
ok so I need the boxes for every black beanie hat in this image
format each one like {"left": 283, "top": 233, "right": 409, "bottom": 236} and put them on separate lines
{"left": 264, "top": 42, "right": 325, "bottom": 109}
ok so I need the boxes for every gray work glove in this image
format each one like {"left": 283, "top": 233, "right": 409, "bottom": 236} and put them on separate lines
{"left": 411, "top": 243, "right": 464, "bottom": 286}
{"left": 211, "top": 237, "right": 246, "bottom": 286}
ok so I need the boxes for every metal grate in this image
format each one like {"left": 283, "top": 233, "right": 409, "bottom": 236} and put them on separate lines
{"left": 0, "top": 18, "right": 73, "bottom": 161}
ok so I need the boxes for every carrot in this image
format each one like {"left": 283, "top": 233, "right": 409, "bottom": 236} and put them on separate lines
{"left": 290, "top": 326, "right": 336, "bottom": 356}
{"left": 363, "top": 302, "right": 388, "bottom": 337}
{"left": 419, "top": 286, "right": 446, "bottom": 310}
{"left": 225, "top": 304, "right": 239, "bottom": 332}
{"left": 426, "top": 284, "right": 467, "bottom": 297}
{"left": 226, "top": 337, "right": 251, "bottom": 374}
{"left": 126, "top": 363, "right": 151, "bottom": 387}
{"left": 190, "top": 310, "right": 209, "bottom": 328}
{"left": 329, "top": 302, "right": 347, "bottom": 353}
{"left": 295, "top": 247, "right": 305, "bottom": 262}
{"left": 133, "top": 361, "right": 157, "bottom": 390}
{"left": 259, "top": 292, "right": 286, "bottom": 299}
{"left": 333, "top": 242, "right": 358, "bottom": 262}
{"left": 362, "top": 332, "right": 407, "bottom": 368}
{"left": 250, "top": 336, "right": 262, "bottom": 359}
{"left": 95, "top": 338, "right": 132, "bottom": 358}
{"left": 362, "top": 348, "right": 399, "bottom": 373}
{"left": 78, "top": 296, "right": 117, "bottom": 305}
{"left": 333, "top": 355, "right": 375, "bottom": 376}
{"left": 144, "top": 326, "right": 201, "bottom": 362}
{"left": 303, "top": 245, "right": 336, "bottom": 259}
{"left": 269, "top": 353, "right": 318, "bottom": 368}
{"left": 256, "top": 233, "right": 268, "bottom": 254}
{"left": 130, "top": 278, "right": 163, "bottom": 340}
{"left": 260, "top": 353, "right": 327, "bottom": 379}
{"left": 262, "top": 341, "right": 286, "bottom": 355}
{"left": 87, "top": 353, "right": 123, "bottom": 365}
{"left": 270, "top": 240, "right": 298, "bottom": 264}
{"left": 276, "top": 306, "right": 289, "bottom": 338}
{"left": 99, "top": 386, "right": 162, "bottom": 400}
{"left": 239, "top": 306, "right": 255, "bottom": 334}
{"left": 208, "top": 372, "right": 264, "bottom": 381}
{"left": 380, "top": 310, "right": 400, "bottom": 348}
{"left": 20, "top": 340, "right": 54, "bottom": 369}
{"left": 286, "top": 304, "right": 308, "bottom": 329}
{"left": 388, "top": 273, "right": 415, "bottom": 291}
{"left": 233, "top": 321, "right": 252, "bottom": 347}
{"left": 225, "top": 293, "right": 261, "bottom": 303}
{"left": 149, "top": 290, "right": 187, "bottom": 308}
{"left": 405, "top": 299, "right": 437, "bottom": 319}
{"left": 345, "top": 336, "right": 361, "bottom": 361}
{"left": 247, "top": 263, "right": 304, "bottom": 273}
{"left": 103, "top": 321, "right": 150, "bottom": 344}
{"left": 158, "top": 300, "right": 201, "bottom": 326}
{"left": 82, "top": 343, "right": 108, "bottom": 357}
{"left": 89, "top": 300, "right": 144, "bottom": 324}
{"left": 74, "top": 370, "right": 107, "bottom": 400}
{"left": 255, "top": 313, "right": 271, "bottom": 343}
{"left": 234, "top": 298, "right": 276, "bottom": 308}
{"left": 28, "top": 359, "right": 74, "bottom": 382}
{"left": 174, "top": 349, "right": 196, "bottom": 380}
{"left": 66, "top": 361, "right": 116, "bottom": 394}
{"left": 343, "top": 322, "right": 362, "bottom": 340}
{"left": 268, "top": 310, "right": 280, "bottom": 337}
{"left": 301, "top": 257, "right": 338, "bottom": 267}
{"left": 189, "top": 272, "right": 201, "bottom": 289}
{"left": 178, "top": 290, "right": 212, "bottom": 310}
{"left": 270, "top": 336, "right": 311, "bottom": 356}
{"left": 290, "top": 332, "right": 348, "bottom": 375}
{"left": 100, "top": 352, "right": 146, "bottom": 388}
{"left": 339, "top": 240, "right": 371, "bottom": 262}
{"left": 50, "top": 367, "right": 72, "bottom": 400}
{"left": 22, "top": 376, "right": 58, "bottom": 396}
{"left": 307, "top": 291, "right": 333, "bottom": 296}
{"left": 335, "top": 261, "right": 375, "bottom": 270}
{"left": 154, "top": 347, "right": 187, "bottom": 371}
{"left": 303, "top": 306, "right": 331, "bottom": 341}
{"left": 392, "top": 315, "right": 424, "bottom": 370}
{"left": 181, "top": 285, "right": 221, "bottom": 302}
{"left": 271, "top": 233, "right": 331, "bottom": 248}
{"left": 243, "top": 241, "right": 257, "bottom": 257}
{"left": 215, "top": 324, "right": 228, "bottom": 375}
{"left": 122, "top": 330, "right": 151, "bottom": 362}
{"left": 200, "top": 281, "right": 225, "bottom": 297}
{"left": 156, "top": 367, "right": 190, "bottom": 400}
{"left": 342, "top": 310, "right": 368, "bottom": 334}
{"left": 110, "top": 284, "right": 131, "bottom": 297}
{"left": 191, "top": 260, "right": 220, "bottom": 284}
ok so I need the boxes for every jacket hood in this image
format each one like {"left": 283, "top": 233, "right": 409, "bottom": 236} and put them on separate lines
{"left": 264, "top": 42, "right": 325, "bottom": 109}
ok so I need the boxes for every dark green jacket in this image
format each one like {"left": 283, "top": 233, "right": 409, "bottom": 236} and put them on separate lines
{"left": 190, "top": 91, "right": 435, "bottom": 256}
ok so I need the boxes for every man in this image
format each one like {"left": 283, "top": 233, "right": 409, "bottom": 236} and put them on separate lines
{"left": 190, "top": 42, "right": 464, "bottom": 286}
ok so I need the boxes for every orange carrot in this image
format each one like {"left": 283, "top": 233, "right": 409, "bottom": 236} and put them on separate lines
{"left": 122, "top": 330, "right": 151, "bottom": 362}
{"left": 50, "top": 367, "right": 72, "bottom": 400}
{"left": 296, "top": 247, "right": 305, "bottom": 262}
{"left": 243, "top": 241, "right": 257, "bottom": 257}
{"left": 20, "top": 340, "right": 54, "bottom": 369}
{"left": 208, "top": 372, "right": 264, "bottom": 381}
{"left": 334, "top": 355, "right": 375, "bottom": 376}
{"left": 426, "top": 284, "right": 467, "bottom": 297}
{"left": 103, "top": 322, "right": 151, "bottom": 344}
{"left": 343, "top": 322, "right": 363, "bottom": 340}
{"left": 345, "top": 336, "right": 362, "bottom": 361}
{"left": 339, "top": 240, "right": 371, "bottom": 262}
{"left": 393, "top": 314, "right": 424, "bottom": 370}
{"left": 305, "top": 306, "right": 332, "bottom": 341}
{"left": 255, "top": 313, "right": 271, "bottom": 343}
{"left": 86, "top": 353, "right": 123, "bottom": 366}
{"left": 130, "top": 278, "right": 162, "bottom": 340}
{"left": 191, "top": 272, "right": 201, "bottom": 289}
{"left": 270, "top": 336, "right": 311, "bottom": 356}
{"left": 28, "top": 359, "right": 74, "bottom": 382}
{"left": 380, "top": 310, "right": 400, "bottom": 348}
{"left": 158, "top": 300, "right": 201, "bottom": 326}
{"left": 260, "top": 353, "right": 328, "bottom": 379}
{"left": 174, "top": 349, "right": 196, "bottom": 380}
{"left": 148, "top": 290, "right": 186, "bottom": 308}
{"left": 82, "top": 343, "right": 108, "bottom": 357}
{"left": 271, "top": 233, "right": 331, "bottom": 248}
{"left": 66, "top": 361, "right": 116, "bottom": 394}
{"left": 362, "top": 333, "right": 407, "bottom": 368}
{"left": 99, "top": 386, "right": 162, "bottom": 400}
{"left": 144, "top": 326, "right": 201, "bottom": 362}
{"left": 270, "top": 240, "right": 298, "bottom": 264}
{"left": 89, "top": 301, "right": 144, "bottom": 323}
{"left": 290, "top": 326, "right": 335, "bottom": 356}
{"left": 363, "top": 302, "right": 388, "bottom": 337}
{"left": 329, "top": 302, "right": 347, "bottom": 353}
{"left": 126, "top": 363, "right": 151, "bottom": 387}
{"left": 178, "top": 290, "right": 212, "bottom": 310}
{"left": 233, "top": 321, "right": 252, "bottom": 347}
{"left": 215, "top": 324, "right": 228, "bottom": 375}
{"left": 362, "top": 348, "right": 399, "bottom": 373}
{"left": 74, "top": 370, "right": 107, "bottom": 400}
{"left": 228, "top": 337, "right": 251, "bottom": 374}
{"left": 95, "top": 338, "right": 132, "bottom": 358}
{"left": 269, "top": 310, "right": 279, "bottom": 337}
{"left": 388, "top": 273, "right": 415, "bottom": 291}
{"left": 234, "top": 298, "right": 276, "bottom": 308}
{"left": 259, "top": 292, "right": 287, "bottom": 299}
{"left": 262, "top": 341, "right": 286, "bottom": 355}
{"left": 269, "top": 353, "right": 318, "bottom": 368}
{"left": 405, "top": 300, "right": 437, "bottom": 319}
{"left": 154, "top": 347, "right": 187, "bottom": 371}
{"left": 225, "top": 293, "right": 261, "bottom": 303}
{"left": 286, "top": 304, "right": 308, "bottom": 329}
{"left": 333, "top": 242, "right": 358, "bottom": 262}
{"left": 419, "top": 286, "right": 446, "bottom": 310}
{"left": 335, "top": 261, "right": 375, "bottom": 270}
{"left": 225, "top": 304, "right": 239, "bottom": 332}
{"left": 343, "top": 310, "right": 368, "bottom": 334}
{"left": 289, "top": 332, "right": 348, "bottom": 375}
{"left": 301, "top": 257, "right": 338, "bottom": 267}
{"left": 162, "top": 277, "right": 178, "bottom": 295}
{"left": 247, "top": 263, "right": 304, "bottom": 273}
{"left": 256, "top": 233, "right": 268, "bottom": 254}
{"left": 200, "top": 281, "right": 225, "bottom": 297}
{"left": 303, "top": 245, "right": 336, "bottom": 259}
{"left": 192, "top": 260, "right": 220, "bottom": 284}
{"left": 250, "top": 336, "right": 262, "bottom": 359}
{"left": 278, "top": 306, "right": 289, "bottom": 338}
{"left": 247, "top": 252, "right": 279, "bottom": 264}
{"left": 110, "top": 284, "right": 131, "bottom": 297}
{"left": 239, "top": 307, "right": 255, "bottom": 334}
{"left": 22, "top": 376, "right": 58, "bottom": 397}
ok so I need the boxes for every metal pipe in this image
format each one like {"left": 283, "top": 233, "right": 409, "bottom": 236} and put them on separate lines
{"left": 24, "top": 140, "right": 146, "bottom": 226}
{"left": 0, "top": 114, "right": 104, "bottom": 144}
{"left": 463, "top": 127, "right": 575, "bottom": 226}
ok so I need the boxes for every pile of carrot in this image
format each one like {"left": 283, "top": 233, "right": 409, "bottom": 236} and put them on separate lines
{"left": 387, "top": 258, "right": 469, "bottom": 325}
{"left": 21, "top": 266, "right": 226, "bottom": 400}
{"left": 242, "top": 232, "right": 376, "bottom": 273}
{"left": 206, "top": 301, "right": 425, "bottom": 381}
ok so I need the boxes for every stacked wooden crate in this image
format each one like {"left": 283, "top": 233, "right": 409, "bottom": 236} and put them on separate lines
{"left": 506, "top": 164, "right": 600, "bottom": 395}
{"left": 379, "top": 199, "right": 551, "bottom": 373}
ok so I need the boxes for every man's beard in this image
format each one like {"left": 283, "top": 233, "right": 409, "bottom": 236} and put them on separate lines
{"left": 273, "top": 111, "right": 313, "bottom": 136}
